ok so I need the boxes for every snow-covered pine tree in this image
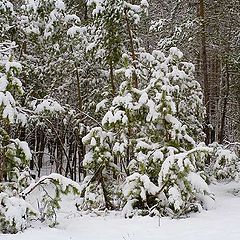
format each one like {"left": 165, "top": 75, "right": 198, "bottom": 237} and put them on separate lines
{"left": 78, "top": 0, "right": 150, "bottom": 210}
{"left": 82, "top": 45, "right": 214, "bottom": 216}
{"left": 0, "top": 192, "right": 37, "bottom": 234}
{"left": 0, "top": 41, "right": 38, "bottom": 233}
{"left": 18, "top": 0, "right": 72, "bottom": 99}
{"left": 209, "top": 142, "right": 240, "bottom": 181}
{"left": 86, "top": 0, "right": 148, "bottom": 96}
{"left": 105, "top": 47, "right": 213, "bottom": 217}
{"left": 15, "top": 0, "right": 89, "bottom": 179}
{"left": 0, "top": 41, "right": 31, "bottom": 182}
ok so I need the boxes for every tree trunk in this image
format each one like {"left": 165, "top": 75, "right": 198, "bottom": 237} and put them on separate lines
{"left": 124, "top": 8, "right": 138, "bottom": 88}
{"left": 109, "top": 59, "right": 116, "bottom": 96}
{"left": 0, "top": 151, "right": 4, "bottom": 182}
{"left": 219, "top": 61, "right": 230, "bottom": 143}
{"left": 36, "top": 127, "right": 45, "bottom": 178}
{"left": 199, "top": 0, "right": 210, "bottom": 144}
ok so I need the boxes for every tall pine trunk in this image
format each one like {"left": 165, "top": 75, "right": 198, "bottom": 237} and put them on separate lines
{"left": 199, "top": 0, "right": 211, "bottom": 144}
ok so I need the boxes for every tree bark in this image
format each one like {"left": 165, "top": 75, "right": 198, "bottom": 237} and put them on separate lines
{"left": 124, "top": 9, "right": 138, "bottom": 88}
{"left": 219, "top": 61, "right": 230, "bottom": 143}
{"left": 109, "top": 59, "right": 116, "bottom": 96}
{"left": 199, "top": 0, "right": 210, "bottom": 144}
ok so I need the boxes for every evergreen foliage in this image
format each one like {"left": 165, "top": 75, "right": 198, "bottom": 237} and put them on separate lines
{"left": 82, "top": 46, "right": 214, "bottom": 216}
{"left": 0, "top": 192, "right": 37, "bottom": 234}
{"left": 21, "top": 173, "right": 81, "bottom": 227}
{"left": 0, "top": 0, "right": 239, "bottom": 234}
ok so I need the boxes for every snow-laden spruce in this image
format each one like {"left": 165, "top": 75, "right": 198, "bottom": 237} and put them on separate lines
{"left": 86, "top": 0, "right": 148, "bottom": 96}
{"left": 0, "top": 41, "right": 31, "bottom": 182}
{"left": 82, "top": 47, "right": 214, "bottom": 217}
{"left": 0, "top": 41, "right": 36, "bottom": 233}
{"left": 0, "top": 192, "right": 37, "bottom": 234}
{"left": 209, "top": 142, "right": 240, "bottom": 181}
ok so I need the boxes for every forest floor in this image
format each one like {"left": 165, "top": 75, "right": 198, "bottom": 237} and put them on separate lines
{"left": 1, "top": 181, "right": 240, "bottom": 240}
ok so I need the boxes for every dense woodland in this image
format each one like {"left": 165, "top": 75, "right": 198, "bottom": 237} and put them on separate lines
{"left": 0, "top": 0, "right": 240, "bottom": 234}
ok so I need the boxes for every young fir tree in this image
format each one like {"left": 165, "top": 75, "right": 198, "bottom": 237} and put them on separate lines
{"left": 86, "top": 0, "right": 148, "bottom": 97}
{"left": 82, "top": 45, "right": 214, "bottom": 216}
{"left": 209, "top": 142, "right": 240, "bottom": 181}
{"left": 0, "top": 41, "right": 31, "bottom": 182}
{"left": 15, "top": 0, "right": 90, "bottom": 179}
{"left": 78, "top": 0, "right": 149, "bottom": 210}
{"left": 0, "top": 41, "right": 38, "bottom": 233}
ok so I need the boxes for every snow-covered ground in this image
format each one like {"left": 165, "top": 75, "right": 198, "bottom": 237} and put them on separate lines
{"left": 1, "top": 182, "right": 240, "bottom": 240}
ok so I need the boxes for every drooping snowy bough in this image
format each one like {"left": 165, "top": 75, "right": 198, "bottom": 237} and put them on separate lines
{"left": 20, "top": 173, "right": 82, "bottom": 227}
